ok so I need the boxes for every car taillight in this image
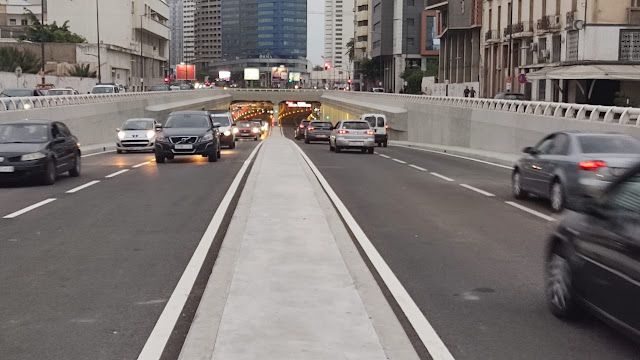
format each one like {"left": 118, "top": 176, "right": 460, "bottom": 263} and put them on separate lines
{"left": 385, "top": 125, "right": 389, "bottom": 129}
{"left": 366, "top": 130, "right": 375, "bottom": 135}
{"left": 299, "top": 124, "right": 305, "bottom": 128}
{"left": 579, "top": 160, "right": 607, "bottom": 171}
{"left": 307, "top": 127, "right": 315, "bottom": 131}
{"left": 338, "top": 130, "right": 349, "bottom": 134}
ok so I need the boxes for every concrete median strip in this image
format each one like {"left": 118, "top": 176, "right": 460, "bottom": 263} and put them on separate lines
{"left": 3, "top": 198, "right": 57, "bottom": 219}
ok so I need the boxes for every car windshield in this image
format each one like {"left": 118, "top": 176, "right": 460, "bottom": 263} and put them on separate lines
{"left": 342, "top": 122, "right": 370, "bottom": 130}
{"left": 211, "top": 114, "right": 231, "bottom": 126}
{"left": 164, "top": 114, "right": 210, "bottom": 128}
{"left": 1, "top": 89, "right": 32, "bottom": 97}
{"left": 0, "top": 124, "right": 49, "bottom": 143}
{"left": 579, "top": 136, "right": 640, "bottom": 154}
{"left": 310, "top": 122, "right": 332, "bottom": 129}
{"left": 122, "top": 120, "right": 154, "bottom": 130}
{"left": 48, "top": 90, "right": 72, "bottom": 96}
{"left": 92, "top": 87, "right": 114, "bottom": 94}
{"left": 237, "top": 122, "right": 252, "bottom": 128}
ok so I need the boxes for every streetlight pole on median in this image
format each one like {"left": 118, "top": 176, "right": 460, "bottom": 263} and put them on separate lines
{"left": 140, "top": 14, "right": 144, "bottom": 91}
{"left": 96, "top": 0, "right": 102, "bottom": 83}
{"left": 40, "top": 0, "right": 46, "bottom": 84}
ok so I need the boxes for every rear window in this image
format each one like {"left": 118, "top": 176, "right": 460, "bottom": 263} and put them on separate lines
{"left": 310, "top": 122, "right": 332, "bottom": 129}
{"left": 377, "top": 117, "right": 385, "bottom": 127}
{"left": 364, "top": 116, "right": 376, "bottom": 127}
{"left": 342, "top": 122, "right": 370, "bottom": 130}
{"left": 1, "top": 89, "right": 33, "bottom": 97}
{"left": 579, "top": 136, "right": 640, "bottom": 154}
{"left": 164, "top": 114, "right": 210, "bottom": 128}
{"left": 211, "top": 114, "right": 231, "bottom": 126}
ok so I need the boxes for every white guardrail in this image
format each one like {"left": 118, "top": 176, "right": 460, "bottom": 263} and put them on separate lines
{"left": 3, "top": 88, "right": 639, "bottom": 127}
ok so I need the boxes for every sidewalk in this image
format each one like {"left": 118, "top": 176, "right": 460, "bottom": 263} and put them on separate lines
{"left": 179, "top": 129, "right": 418, "bottom": 360}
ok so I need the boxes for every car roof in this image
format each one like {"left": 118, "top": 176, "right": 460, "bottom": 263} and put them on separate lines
{"left": 49, "top": 88, "right": 73, "bottom": 91}
{"left": 209, "top": 110, "right": 230, "bottom": 113}
{"left": 2, "top": 120, "right": 53, "bottom": 125}
{"left": 124, "top": 118, "right": 155, "bottom": 121}
{"left": 170, "top": 110, "right": 209, "bottom": 115}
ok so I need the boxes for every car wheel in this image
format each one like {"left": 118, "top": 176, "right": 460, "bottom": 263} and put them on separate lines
{"left": 254, "top": 136, "right": 258, "bottom": 141}
{"left": 335, "top": 146, "right": 342, "bottom": 153}
{"left": 329, "top": 143, "right": 335, "bottom": 152}
{"left": 116, "top": 149, "right": 123, "bottom": 154}
{"left": 209, "top": 152, "right": 218, "bottom": 162}
{"left": 305, "top": 138, "right": 310, "bottom": 144}
{"left": 229, "top": 141, "right": 235, "bottom": 149}
{"left": 512, "top": 170, "right": 528, "bottom": 199}
{"left": 383, "top": 140, "right": 388, "bottom": 148}
{"left": 546, "top": 249, "right": 581, "bottom": 318}
{"left": 42, "top": 158, "right": 56, "bottom": 185}
{"left": 550, "top": 181, "right": 565, "bottom": 213}
{"left": 155, "top": 154, "right": 165, "bottom": 163}
{"left": 69, "top": 153, "right": 81, "bottom": 177}
{"left": 368, "top": 148, "right": 374, "bottom": 154}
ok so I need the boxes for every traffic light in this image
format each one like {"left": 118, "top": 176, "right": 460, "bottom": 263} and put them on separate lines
{"left": 348, "top": 78, "right": 352, "bottom": 84}
{"left": 324, "top": 62, "right": 331, "bottom": 70}
{"left": 164, "top": 77, "right": 169, "bottom": 83}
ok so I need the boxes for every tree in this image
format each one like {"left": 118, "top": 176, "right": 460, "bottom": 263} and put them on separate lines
{"left": 313, "top": 65, "right": 324, "bottom": 71}
{"left": 18, "top": 10, "right": 86, "bottom": 43}
{"left": 358, "top": 57, "right": 381, "bottom": 80}
{"left": 67, "top": 63, "right": 96, "bottom": 78}
{"left": 0, "top": 47, "right": 41, "bottom": 73}
{"left": 400, "top": 58, "right": 440, "bottom": 94}
{"left": 345, "top": 38, "right": 355, "bottom": 63}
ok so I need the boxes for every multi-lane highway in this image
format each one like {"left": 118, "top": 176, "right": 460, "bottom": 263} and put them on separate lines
{"left": 0, "top": 143, "right": 259, "bottom": 360}
{"left": 283, "top": 121, "right": 640, "bottom": 359}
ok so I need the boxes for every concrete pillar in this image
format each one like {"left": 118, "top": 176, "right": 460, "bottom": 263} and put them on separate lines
{"left": 448, "top": 34, "right": 454, "bottom": 83}
{"left": 471, "top": 28, "right": 480, "bottom": 83}
{"left": 441, "top": 36, "right": 448, "bottom": 82}
{"left": 457, "top": 32, "right": 464, "bottom": 83}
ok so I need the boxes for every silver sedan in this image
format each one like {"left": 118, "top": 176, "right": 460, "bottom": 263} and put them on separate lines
{"left": 512, "top": 132, "right": 640, "bottom": 212}
{"left": 329, "top": 120, "right": 375, "bottom": 154}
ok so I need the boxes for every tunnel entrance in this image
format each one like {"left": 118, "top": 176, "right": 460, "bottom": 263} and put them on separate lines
{"left": 229, "top": 100, "right": 321, "bottom": 129}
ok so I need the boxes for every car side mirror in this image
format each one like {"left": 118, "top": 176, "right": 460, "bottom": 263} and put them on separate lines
{"left": 522, "top": 146, "right": 533, "bottom": 154}
{"left": 155, "top": 124, "right": 163, "bottom": 131}
{"left": 54, "top": 137, "right": 66, "bottom": 144}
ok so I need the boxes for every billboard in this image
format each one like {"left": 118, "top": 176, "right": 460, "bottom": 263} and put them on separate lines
{"left": 271, "top": 66, "right": 287, "bottom": 82}
{"left": 288, "top": 72, "right": 301, "bottom": 82}
{"left": 175, "top": 64, "right": 196, "bottom": 80}
{"left": 219, "top": 71, "right": 231, "bottom": 81}
{"left": 244, "top": 68, "right": 260, "bottom": 81}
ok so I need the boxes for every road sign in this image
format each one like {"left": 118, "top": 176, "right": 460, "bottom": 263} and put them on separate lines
{"left": 15, "top": 67, "right": 22, "bottom": 77}
{"left": 506, "top": 82, "right": 512, "bottom": 91}
{"left": 518, "top": 73, "right": 527, "bottom": 84}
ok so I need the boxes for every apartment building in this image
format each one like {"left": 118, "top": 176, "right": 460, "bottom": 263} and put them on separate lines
{"left": 183, "top": 0, "right": 195, "bottom": 63}
{"left": 324, "top": 0, "right": 355, "bottom": 69}
{"left": 483, "top": 0, "right": 640, "bottom": 105}
{"left": 0, "top": 0, "right": 43, "bottom": 39}
{"left": 168, "top": 0, "right": 183, "bottom": 66}
{"left": 194, "top": 0, "right": 221, "bottom": 69}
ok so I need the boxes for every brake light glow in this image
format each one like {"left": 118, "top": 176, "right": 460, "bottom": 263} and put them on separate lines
{"left": 385, "top": 125, "right": 389, "bottom": 129}
{"left": 366, "top": 130, "right": 375, "bottom": 135}
{"left": 579, "top": 160, "right": 607, "bottom": 171}
{"left": 299, "top": 124, "right": 305, "bottom": 128}
{"left": 338, "top": 130, "right": 349, "bottom": 134}
{"left": 307, "top": 126, "right": 315, "bottom": 131}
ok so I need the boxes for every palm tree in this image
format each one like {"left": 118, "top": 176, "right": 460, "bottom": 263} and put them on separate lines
{"left": 345, "top": 38, "right": 355, "bottom": 63}
{"left": 0, "top": 47, "right": 41, "bottom": 73}
{"left": 67, "top": 63, "right": 96, "bottom": 78}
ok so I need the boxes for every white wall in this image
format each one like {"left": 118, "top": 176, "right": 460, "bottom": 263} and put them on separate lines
{"left": 581, "top": 26, "right": 622, "bottom": 62}
{"left": 0, "top": 72, "right": 97, "bottom": 94}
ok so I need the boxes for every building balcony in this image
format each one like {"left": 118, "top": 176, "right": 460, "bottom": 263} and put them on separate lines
{"left": 484, "top": 30, "right": 499, "bottom": 44}
{"left": 356, "top": 12, "right": 368, "bottom": 22}
{"left": 537, "top": 15, "right": 562, "bottom": 33}
{"left": 504, "top": 22, "right": 534, "bottom": 39}
{"left": 142, "top": 15, "right": 170, "bottom": 40}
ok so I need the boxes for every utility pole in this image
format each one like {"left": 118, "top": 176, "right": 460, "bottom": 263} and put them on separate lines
{"left": 140, "top": 14, "right": 144, "bottom": 91}
{"left": 96, "top": 0, "right": 102, "bottom": 83}
{"left": 40, "top": 0, "right": 45, "bottom": 84}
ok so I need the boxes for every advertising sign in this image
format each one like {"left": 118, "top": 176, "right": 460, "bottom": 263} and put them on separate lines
{"left": 272, "top": 66, "right": 287, "bottom": 82}
{"left": 288, "top": 72, "right": 301, "bottom": 82}
{"left": 219, "top": 71, "right": 231, "bottom": 81}
{"left": 244, "top": 68, "right": 260, "bottom": 81}
{"left": 175, "top": 64, "right": 196, "bottom": 80}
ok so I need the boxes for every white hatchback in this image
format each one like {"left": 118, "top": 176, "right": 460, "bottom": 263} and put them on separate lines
{"left": 116, "top": 118, "right": 159, "bottom": 153}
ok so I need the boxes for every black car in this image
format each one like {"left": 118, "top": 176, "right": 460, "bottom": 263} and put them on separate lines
{"left": 294, "top": 120, "right": 310, "bottom": 140}
{"left": 0, "top": 88, "right": 46, "bottom": 97}
{"left": 304, "top": 121, "right": 333, "bottom": 143}
{"left": 0, "top": 120, "right": 81, "bottom": 185}
{"left": 155, "top": 111, "right": 221, "bottom": 163}
{"left": 149, "top": 85, "right": 171, "bottom": 92}
{"left": 545, "top": 163, "right": 640, "bottom": 340}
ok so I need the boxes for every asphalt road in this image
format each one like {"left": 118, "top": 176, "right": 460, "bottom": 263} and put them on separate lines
{"left": 0, "top": 141, "right": 259, "bottom": 360}
{"left": 284, "top": 121, "right": 640, "bottom": 360}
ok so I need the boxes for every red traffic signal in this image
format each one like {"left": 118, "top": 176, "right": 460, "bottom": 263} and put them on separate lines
{"left": 348, "top": 78, "right": 352, "bottom": 84}
{"left": 324, "top": 62, "right": 331, "bottom": 70}
{"left": 164, "top": 77, "right": 169, "bottom": 83}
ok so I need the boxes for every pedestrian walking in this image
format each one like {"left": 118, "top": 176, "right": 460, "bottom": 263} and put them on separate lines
{"left": 470, "top": 87, "right": 477, "bottom": 98}
{"left": 463, "top": 86, "right": 470, "bottom": 97}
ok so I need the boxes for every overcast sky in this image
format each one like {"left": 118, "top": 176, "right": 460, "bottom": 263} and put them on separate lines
{"left": 307, "top": 1, "right": 324, "bottom": 66}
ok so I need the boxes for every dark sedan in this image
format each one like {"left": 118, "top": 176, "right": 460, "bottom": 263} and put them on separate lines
{"left": 155, "top": 111, "right": 221, "bottom": 163}
{"left": 545, "top": 163, "right": 640, "bottom": 341}
{"left": 513, "top": 132, "right": 640, "bottom": 212}
{"left": 304, "top": 121, "right": 333, "bottom": 143}
{"left": 294, "top": 120, "right": 310, "bottom": 140}
{"left": 0, "top": 120, "right": 81, "bottom": 185}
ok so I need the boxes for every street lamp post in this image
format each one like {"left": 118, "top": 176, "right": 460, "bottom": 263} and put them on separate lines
{"left": 40, "top": 0, "right": 46, "bottom": 84}
{"left": 96, "top": 0, "right": 102, "bottom": 83}
{"left": 140, "top": 15, "right": 144, "bottom": 91}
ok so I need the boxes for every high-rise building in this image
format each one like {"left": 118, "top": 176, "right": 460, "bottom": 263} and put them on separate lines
{"left": 168, "top": 0, "right": 184, "bottom": 66}
{"left": 194, "top": 0, "right": 222, "bottom": 69}
{"left": 324, "top": 0, "right": 354, "bottom": 69}
{"left": 48, "top": 0, "right": 170, "bottom": 90}
{"left": 183, "top": 0, "right": 196, "bottom": 63}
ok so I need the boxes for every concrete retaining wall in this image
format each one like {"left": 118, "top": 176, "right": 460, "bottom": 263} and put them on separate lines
{"left": 0, "top": 71, "right": 98, "bottom": 94}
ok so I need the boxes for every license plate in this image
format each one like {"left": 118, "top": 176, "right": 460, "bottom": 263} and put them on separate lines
{"left": 317, "top": 135, "right": 327, "bottom": 138}
{"left": 175, "top": 144, "right": 193, "bottom": 150}
{"left": 350, "top": 141, "right": 364, "bottom": 146}
{"left": 0, "top": 166, "right": 14, "bottom": 173}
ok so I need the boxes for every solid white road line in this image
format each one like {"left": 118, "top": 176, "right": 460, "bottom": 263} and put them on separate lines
{"left": 66, "top": 180, "right": 101, "bottom": 194}
{"left": 105, "top": 169, "right": 130, "bottom": 178}
{"left": 81, "top": 150, "right": 115, "bottom": 158}
{"left": 505, "top": 201, "right": 556, "bottom": 222}
{"left": 379, "top": 154, "right": 391, "bottom": 159}
{"left": 293, "top": 142, "right": 455, "bottom": 360}
{"left": 136, "top": 141, "right": 264, "bottom": 360}
{"left": 459, "top": 184, "right": 495, "bottom": 197}
{"left": 132, "top": 161, "right": 151, "bottom": 168}
{"left": 392, "top": 158, "right": 407, "bottom": 164}
{"left": 430, "top": 172, "right": 455, "bottom": 182}
{"left": 3, "top": 198, "right": 57, "bottom": 219}
{"left": 408, "top": 164, "right": 428, "bottom": 172}
{"left": 392, "top": 144, "right": 513, "bottom": 170}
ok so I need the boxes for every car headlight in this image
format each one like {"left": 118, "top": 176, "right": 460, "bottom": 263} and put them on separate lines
{"left": 202, "top": 133, "right": 214, "bottom": 141}
{"left": 20, "top": 152, "right": 46, "bottom": 161}
{"left": 118, "top": 131, "right": 126, "bottom": 139}
{"left": 156, "top": 133, "right": 166, "bottom": 142}
{"left": 232, "top": 128, "right": 239, "bottom": 134}
{"left": 223, "top": 130, "right": 231, "bottom": 136}
{"left": 146, "top": 130, "right": 156, "bottom": 139}
{"left": 252, "top": 128, "right": 259, "bottom": 133}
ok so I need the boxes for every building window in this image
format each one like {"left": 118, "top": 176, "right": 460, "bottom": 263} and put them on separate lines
{"left": 425, "top": 15, "right": 440, "bottom": 51}
{"left": 620, "top": 29, "right": 640, "bottom": 61}
{"left": 21, "top": 19, "right": 28, "bottom": 26}
{"left": 9, "top": 19, "right": 16, "bottom": 25}
{"left": 407, "top": 37, "right": 414, "bottom": 46}
{"left": 539, "top": 79, "right": 547, "bottom": 100}
{"left": 566, "top": 31, "right": 579, "bottom": 62}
